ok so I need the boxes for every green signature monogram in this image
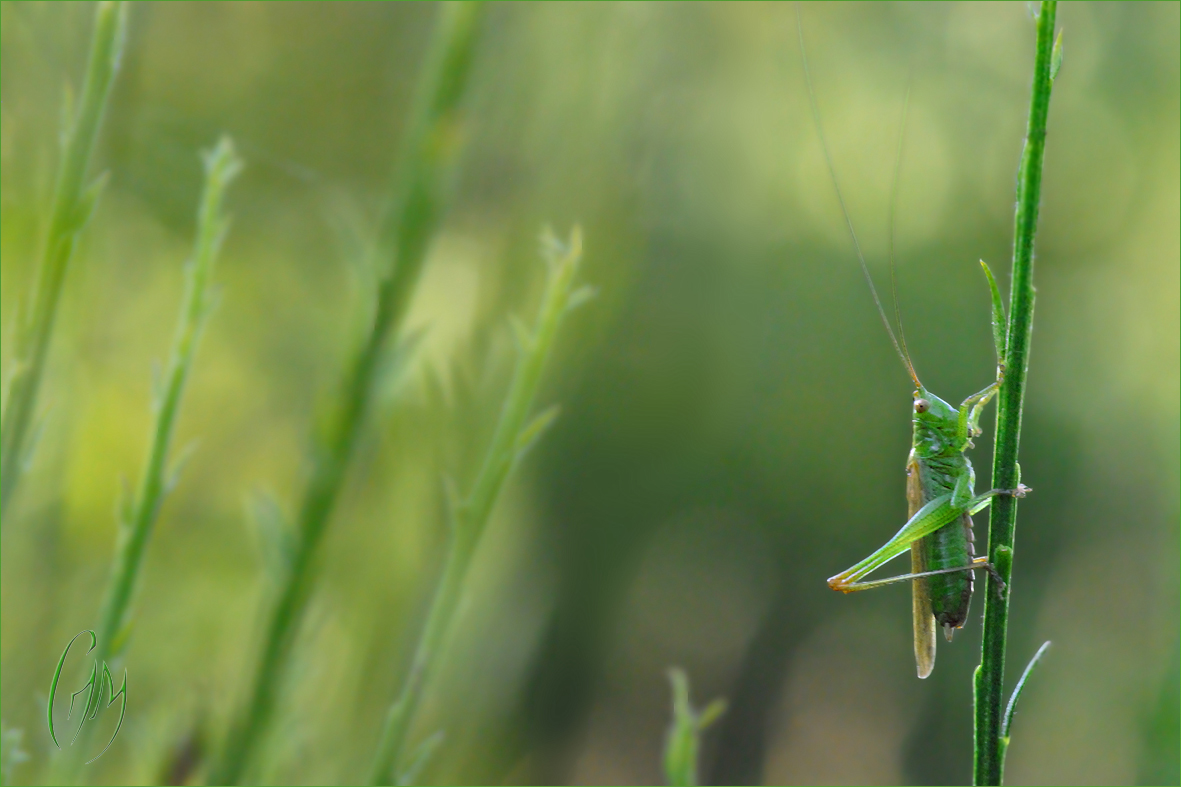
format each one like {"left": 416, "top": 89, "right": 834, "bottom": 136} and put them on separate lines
{"left": 47, "top": 631, "right": 127, "bottom": 764}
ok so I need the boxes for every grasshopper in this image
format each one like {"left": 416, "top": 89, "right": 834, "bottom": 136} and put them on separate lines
{"left": 797, "top": 12, "right": 1029, "bottom": 678}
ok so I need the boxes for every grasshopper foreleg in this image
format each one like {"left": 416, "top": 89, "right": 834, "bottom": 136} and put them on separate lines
{"left": 966, "top": 483, "right": 1031, "bottom": 515}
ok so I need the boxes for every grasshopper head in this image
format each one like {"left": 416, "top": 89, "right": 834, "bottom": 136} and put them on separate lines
{"left": 912, "top": 388, "right": 958, "bottom": 457}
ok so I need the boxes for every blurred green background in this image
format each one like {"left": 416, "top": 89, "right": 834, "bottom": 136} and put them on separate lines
{"left": 2, "top": 2, "right": 1177, "bottom": 785}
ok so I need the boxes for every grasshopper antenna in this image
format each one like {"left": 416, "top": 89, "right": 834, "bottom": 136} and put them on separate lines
{"left": 796, "top": 5, "right": 922, "bottom": 390}
{"left": 888, "top": 82, "right": 916, "bottom": 383}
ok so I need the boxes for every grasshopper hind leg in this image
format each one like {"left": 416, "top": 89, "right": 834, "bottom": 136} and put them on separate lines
{"left": 973, "top": 555, "right": 1008, "bottom": 596}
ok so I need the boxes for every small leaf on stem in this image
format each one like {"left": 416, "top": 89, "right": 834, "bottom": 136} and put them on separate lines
{"left": 1050, "top": 30, "right": 1064, "bottom": 81}
{"left": 664, "top": 668, "right": 726, "bottom": 787}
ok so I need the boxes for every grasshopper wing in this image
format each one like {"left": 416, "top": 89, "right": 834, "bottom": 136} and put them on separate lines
{"left": 907, "top": 458, "right": 936, "bottom": 678}
{"left": 911, "top": 541, "right": 936, "bottom": 678}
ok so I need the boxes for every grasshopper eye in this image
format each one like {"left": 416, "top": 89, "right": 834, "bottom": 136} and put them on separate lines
{"left": 914, "top": 398, "right": 930, "bottom": 414}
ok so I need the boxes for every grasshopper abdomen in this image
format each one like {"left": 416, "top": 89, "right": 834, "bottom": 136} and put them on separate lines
{"left": 924, "top": 510, "right": 975, "bottom": 638}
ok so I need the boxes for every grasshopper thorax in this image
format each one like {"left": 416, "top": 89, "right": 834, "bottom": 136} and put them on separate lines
{"left": 911, "top": 388, "right": 959, "bottom": 458}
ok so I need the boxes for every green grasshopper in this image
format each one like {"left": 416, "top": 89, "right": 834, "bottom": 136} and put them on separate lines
{"left": 797, "top": 13, "right": 1029, "bottom": 679}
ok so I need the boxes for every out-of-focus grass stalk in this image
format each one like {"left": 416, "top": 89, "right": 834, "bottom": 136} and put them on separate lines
{"left": 663, "top": 669, "right": 726, "bottom": 787}
{"left": 54, "top": 138, "right": 241, "bottom": 785}
{"left": 210, "top": 4, "right": 484, "bottom": 784}
{"left": 1, "top": 723, "right": 30, "bottom": 786}
{"left": 368, "top": 230, "right": 586, "bottom": 786}
{"left": 93, "top": 138, "right": 242, "bottom": 674}
{"left": 973, "top": 2, "right": 1059, "bottom": 785}
{"left": 1, "top": 1, "right": 128, "bottom": 517}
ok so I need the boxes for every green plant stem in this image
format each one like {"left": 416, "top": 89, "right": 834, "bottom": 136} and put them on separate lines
{"left": 209, "top": 4, "right": 483, "bottom": 784}
{"left": 368, "top": 231, "right": 585, "bottom": 786}
{"left": 1, "top": 1, "right": 128, "bottom": 518}
{"left": 55, "top": 139, "right": 241, "bottom": 786}
{"left": 92, "top": 138, "right": 241, "bottom": 668}
{"left": 664, "top": 669, "right": 726, "bottom": 787}
{"left": 973, "top": 3, "right": 1057, "bottom": 785}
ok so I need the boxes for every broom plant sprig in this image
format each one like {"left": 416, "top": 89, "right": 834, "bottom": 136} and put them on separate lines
{"left": 52, "top": 137, "right": 241, "bottom": 785}
{"left": 973, "top": 3, "right": 1059, "bottom": 784}
{"left": 664, "top": 668, "right": 726, "bottom": 787}
{"left": 1, "top": 1, "right": 128, "bottom": 517}
{"left": 210, "top": 4, "right": 484, "bottom": 783}
{"left": 368, "top": 229, "right": 588, "bottom": 786}
{"left": 93, "top": 137, "right": 242, "bottom": 668}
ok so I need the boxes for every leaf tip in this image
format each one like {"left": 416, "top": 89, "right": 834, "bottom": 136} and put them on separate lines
{"left": 1050, "top": 29, "right": 1064, "bottom": 81}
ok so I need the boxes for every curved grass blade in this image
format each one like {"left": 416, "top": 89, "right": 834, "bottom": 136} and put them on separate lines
{"left": 1, "top": 1, "right": 128, "bottom": 517}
